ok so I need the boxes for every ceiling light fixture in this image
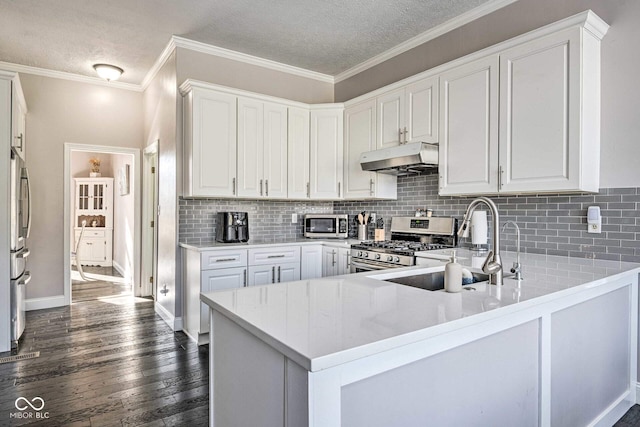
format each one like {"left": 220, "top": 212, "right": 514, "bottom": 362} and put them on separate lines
{"left": 93, "top": 63, "right": 124, "bottom": 82}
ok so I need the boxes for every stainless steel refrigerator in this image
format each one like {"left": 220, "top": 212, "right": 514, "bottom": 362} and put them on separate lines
{"left": 10, "top": 147, "right": 31, "bottom": 352}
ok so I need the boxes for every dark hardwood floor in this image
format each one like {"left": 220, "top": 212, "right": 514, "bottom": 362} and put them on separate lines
{"left": 0, "top": 297, "right": 208, "bottom": 426}
{"left": 72, "top": 266, "right": 131, "bottom": 303}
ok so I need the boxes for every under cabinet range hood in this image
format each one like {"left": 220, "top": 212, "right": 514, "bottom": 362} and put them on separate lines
{"left": 359, "top": 141, "right": 438, "bottom": 176}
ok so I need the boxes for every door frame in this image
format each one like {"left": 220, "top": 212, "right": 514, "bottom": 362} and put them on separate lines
{"left": 63, "top": 143, "right": 142, "bottom": 304}
{"left": 141, "top": 140, "right": 159, "bottom": 298}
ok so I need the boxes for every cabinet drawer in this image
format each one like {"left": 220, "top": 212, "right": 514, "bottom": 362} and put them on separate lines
{"left": 249, "top": 246, "right": 301, "bottom": 266}
{"left": 76, "top": 229, "right": 106, "bottom": 238}
{"left": 201, "top": 250, "right": 248, "bottom": 270}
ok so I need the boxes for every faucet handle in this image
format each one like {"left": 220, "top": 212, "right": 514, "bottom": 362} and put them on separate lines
{"left": 482, "top": 250, "right": 502, "bottom": 275}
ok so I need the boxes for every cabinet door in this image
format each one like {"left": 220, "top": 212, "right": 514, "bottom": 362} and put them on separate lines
{"left": 499, "top": 29, "right": 581, "bottom": 193}
{"left": 439, "top": 55, "right": 499, "bottom": 196}
{"left": 263, "top": 102, "right": 288, "bottom": 199}
{"left": 248, "top": 265, "right": 275, "bottom": 286}
{"left": 11, "top": 86, "right": 26, "bottom": 159}
{"left": 310, "top": 107, "right": 344, "bottom": 200}
{"left": 187, "top": 89, "right": 237, "bottom": 197}
{"left": 344, "top": 99, "right": 377, "bottom": 199}
{"left": 201, "top": 267, "right": 247, "bottom": 332}
{"left": 377, "top": 89, "right": 404, "bottom": 149}
{"left": 237, "top": 97, "right": 264, "bottom": 198}
{"left": 277, "top": 262, "right": 300, "bottom": 283}
{"left": 405, "top": 76, "right": 438, "bottom": 144}
{"left": 301, "top": 245, "right": 323, "bottom": 280}
{"left": 287, "top": 107, "right": 311, "bottom": 199}
{"left": 322, "top": 246, "right": 339, "bottom": 277}
{"left": 77, "top": 237, "right": 107, "bottom": 264}
{"left": 337, "top": 247, "right": 351, "bottom": 275}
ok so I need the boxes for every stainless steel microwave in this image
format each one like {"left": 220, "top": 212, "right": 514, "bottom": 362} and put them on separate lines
{"left": 304, "top": 214, "right": 348, "bottom": 239}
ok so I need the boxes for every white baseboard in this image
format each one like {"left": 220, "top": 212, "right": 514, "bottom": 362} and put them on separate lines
{"left": 26, "top": 295, "right": 67, "bottom": 311}
{"left": 154, "top": 302, "right": 183, "bottom": 331}
{"left": 112, "top": 260, "right": 126, "bottom": 278}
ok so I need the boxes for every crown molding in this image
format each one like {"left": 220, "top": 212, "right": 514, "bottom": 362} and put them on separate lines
{"left": 140, "top": 37, "right": 178, "bottom": 91}
{"left": 0, "top": 61, "right": 142, "bottom": 92}
{"left": 334, "top": 0, "right": 520, "bottom": 83}
{"left": 171, "top": 35, "right": 335, "bottom": 84}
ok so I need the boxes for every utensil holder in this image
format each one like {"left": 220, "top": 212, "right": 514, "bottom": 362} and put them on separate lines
{"left": 357, "top": 225, "right": 368, "bottom": 241}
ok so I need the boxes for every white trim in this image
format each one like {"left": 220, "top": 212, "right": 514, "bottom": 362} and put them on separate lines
{"left": 334, "top": 0, "right": 520, "bottom": 83}
{"left": 343, "top": 9, "right": 609, "bottom": 107}
{"left": 141, "top": 38, "right": 177, "bottom": 91}
{"left": 25, "top": 295, "right": 66, "bottom": 311}
{"left": 63, "top": 143, "right": 142, "bottom": 305}
{"left": 112, "top": 260, "right": 126, "bottom": 279}
{"left": 178, "top": 79, "right": 312, "bottom": 109}
{"left": 171, "top": 36, "right": 334, "bottom": 84}
{"left": 0, "top": 61, "right": 142, "bottom": 92}
{"left": 154, "top": 301, "right": 183, "bottom": 331}
{"left": 636, "top": 382, "right": 640, "bottom": 404}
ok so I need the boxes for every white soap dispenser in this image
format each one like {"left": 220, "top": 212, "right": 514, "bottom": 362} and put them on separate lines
{"left": 445, "top": 250, "right": 463, "bottom": 293}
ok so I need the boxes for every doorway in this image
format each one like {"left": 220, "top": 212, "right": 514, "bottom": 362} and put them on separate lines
{"left": 63, "top": 143, "right": 143, "bottom": 304}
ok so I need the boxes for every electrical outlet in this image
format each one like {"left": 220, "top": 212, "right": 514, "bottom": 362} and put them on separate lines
{"left": 291, "top": 213, "right": 298, "bottom": 223}
{"left": 370, "top": 213, "right": 377, "bottom": 223}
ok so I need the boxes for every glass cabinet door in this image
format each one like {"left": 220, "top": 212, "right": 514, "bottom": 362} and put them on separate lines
{"left": 77, "top": 184, "right": 89, "bottom": 210}
{"left": 93, "top": 183, "right": 105, "bottom": 210}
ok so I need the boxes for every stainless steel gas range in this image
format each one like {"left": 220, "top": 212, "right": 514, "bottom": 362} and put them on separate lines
{"left": 350, "top": 216, "right": 458, "bottom": 273}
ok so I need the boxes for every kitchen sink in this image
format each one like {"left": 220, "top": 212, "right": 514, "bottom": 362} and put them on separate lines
{"left": 385, "top": 271, "right": 490, "bottom": 291}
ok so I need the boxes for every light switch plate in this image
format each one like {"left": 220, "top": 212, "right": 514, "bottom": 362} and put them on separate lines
{"left": 291, "top": 213, "right": 298, "bottom": 223}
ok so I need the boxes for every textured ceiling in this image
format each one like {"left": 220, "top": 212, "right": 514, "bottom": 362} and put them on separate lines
{"left": 0, "top": 0, "right": 492, "bottom": 84}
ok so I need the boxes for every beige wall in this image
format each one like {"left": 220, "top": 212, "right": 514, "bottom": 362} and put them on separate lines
{"left": 143, "top": 52, "right": 179, "bottom": 318}
{"left": 20, "top": 74, "right": 143, "bottom": 300}
{"left": 112, "top": 153, "right": 136, "bottom": 281}
{"left": 334, "top": 0, "right": 640, "bottom": 188}
{"left": 176, "top": 48, "right": 334, "bottom": 104}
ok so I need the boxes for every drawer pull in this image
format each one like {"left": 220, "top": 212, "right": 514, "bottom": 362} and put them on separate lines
{"left": 267, "top": 254, "right": 286, "bottom": 259}
{"left": 216, "top": 258, "right": 236, "bottom": 262}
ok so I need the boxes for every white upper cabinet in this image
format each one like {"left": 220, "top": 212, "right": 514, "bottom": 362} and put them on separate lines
{"left": 183, "top": 85, "right": 237, "bottom": 197}
{"left": 438, "top": 55, "right": 499, "bottom": 196}
{"left": 438, "top": 12, "right": 607, "bottom": 196}
{"left": 377, "top": 89, "right": 404, "bottom": 149}
{"left": 405, "top": 76, "right": 438, "bottom": 144}
{"left": 376, "top": 75, "right": 439, "bottom": 149}
{"left": 499, "top": 28, "right": 598, "bottom": 193}
{"left": 237, "top": 98, "right": 288, "bottom": 199}
{"left": 344, "top": 99, "right": 397, "bottom": 199}
{"left": 287, "top": 107, "right": 311, "bottom": 199}
{"left": 11, "top": 77, "right": 27, "bottom": 160}
{"left": 310, "top": 105, "right": 344, "bottom": 200}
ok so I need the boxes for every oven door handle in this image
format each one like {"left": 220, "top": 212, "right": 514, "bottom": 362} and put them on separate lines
{"left": 351, "top": 260, "right": 390, "bottom": 272}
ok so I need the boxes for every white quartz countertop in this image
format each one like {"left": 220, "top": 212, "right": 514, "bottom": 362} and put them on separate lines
{"left": 180, "top": 238, "right": 358, "bottom": 251}
{"left": 201, "top": 250, "right": 640, "bottom": 372}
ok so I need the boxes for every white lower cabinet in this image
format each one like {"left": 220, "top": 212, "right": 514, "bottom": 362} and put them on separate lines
{"left": 248, "top": 247, "right": 301, "bottom": 285}
{"left": 323, "top": 246, "right": 351, "bottom": 277}
{"left": 301, "top": 245, "right": 323, "bottom": 279}
{"left": 182, "top": 248, "right": 248, "bottom": 344}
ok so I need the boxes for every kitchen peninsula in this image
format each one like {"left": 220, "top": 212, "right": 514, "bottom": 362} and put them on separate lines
{"left": 202, "top": 251, "right": 639, "bottom": 426}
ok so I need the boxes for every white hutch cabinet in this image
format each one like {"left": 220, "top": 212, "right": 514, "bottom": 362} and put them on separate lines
{"left": 74, "top": 177, "right": 113, "bottom": 266}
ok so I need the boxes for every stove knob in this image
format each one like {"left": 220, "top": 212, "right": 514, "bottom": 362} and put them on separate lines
{"left": 375, "top": 254, "right": 381, "bottom": 260}
{"left": 393, "top": 256, "right": 400, "bottom": 262}
{"left": 363, "top": 252, "right": 368, "bottom": 258}
{"left": 357, "top": 251, "right": 363, "bottom": 257}
{"left": 387, "top": 255, "right": 393, "bottom": 262}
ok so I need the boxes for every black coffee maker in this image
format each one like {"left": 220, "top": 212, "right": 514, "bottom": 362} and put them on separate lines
{"left": 215, "top": 212, "right": 249, "bottom": 243}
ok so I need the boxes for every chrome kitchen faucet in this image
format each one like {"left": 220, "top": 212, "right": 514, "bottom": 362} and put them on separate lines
{"left": 458, "top": 197, "right": 503, "bottom": 286}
